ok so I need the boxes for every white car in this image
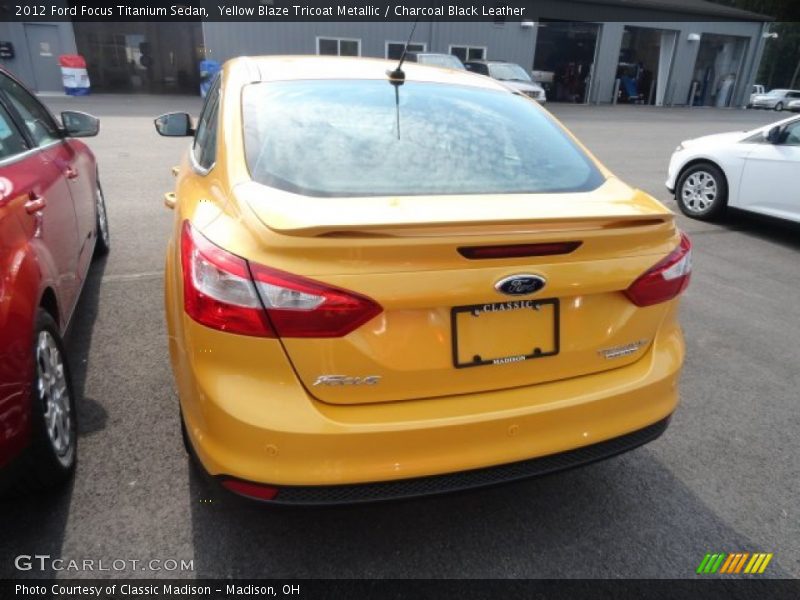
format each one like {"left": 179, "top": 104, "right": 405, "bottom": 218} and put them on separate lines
{"left": 464, "top": 60, "right": 547, "bottom": 103}
{"left": 747, "top": 84, "right": 765, "bottom": 107}
{"left": 750, "top": 89, "right": 800, "bottom": 111}
{"left": 788, "top": 99, "right": 800, "bottom": 113}
{"left": 666, "top": 116, "right": 800, "bottom": 222}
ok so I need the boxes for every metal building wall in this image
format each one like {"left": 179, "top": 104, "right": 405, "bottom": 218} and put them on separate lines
{"left": 201, "top": 21, "right": 536, "bottom": 66}
{"left": 0, "top": 8, "right": 765, "bottom": 103}
{"left": 589, "top": 21, "right": 766, "bottom": 107}
{"left": 202, "top": 17, "right": 763, "bottom": 107}
{"left": 0, "top": 21, "right": 78, "bottom": 91}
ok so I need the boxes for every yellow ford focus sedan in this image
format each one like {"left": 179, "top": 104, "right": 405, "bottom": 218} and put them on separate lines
{"left": 155, "top": 56, "right": 691, "bottom": 504}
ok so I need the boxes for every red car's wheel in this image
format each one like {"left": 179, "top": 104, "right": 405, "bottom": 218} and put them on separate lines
{"left": 93, "top": 179, "right": 110, "bottom": 257}
{"left": 11, "top": 310, "right": 78, "bottom": 493}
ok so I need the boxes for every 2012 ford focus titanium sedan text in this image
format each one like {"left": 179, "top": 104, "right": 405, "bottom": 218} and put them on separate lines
{"left": 156, "top": 56, "right": 691, "bottom": 504}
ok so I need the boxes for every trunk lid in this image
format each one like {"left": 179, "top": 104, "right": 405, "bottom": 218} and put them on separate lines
{"left": 237, "top": 177, "right": 678, "bottom": 405}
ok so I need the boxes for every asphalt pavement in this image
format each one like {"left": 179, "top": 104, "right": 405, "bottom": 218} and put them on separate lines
{"left": 1, "top": 95, "right": 797, "bottom": 579}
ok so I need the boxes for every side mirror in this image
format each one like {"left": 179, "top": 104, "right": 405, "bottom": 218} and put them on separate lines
{"left": 765, "top": 125, "right": 782, "bottom": 144}
{"left": 154, "top": 112, "right": 194, "bottom": 137}
{"left": 61, "top": 111, "right": 99, "bottom": 137}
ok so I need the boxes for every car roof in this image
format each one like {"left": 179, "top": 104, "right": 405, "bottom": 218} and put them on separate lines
{"left": 465, "top": 60, "right": 514, "bottom": 65}
{"left": 224, "top": 55, "right": 506, "bottom": 92}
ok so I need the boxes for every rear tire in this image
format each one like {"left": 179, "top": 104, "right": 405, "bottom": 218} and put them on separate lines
{"left": 93, "top": 180, "right": 110, "bottom": 258}
{"left": 9, "top": 310, "right": 77, "bottom": 494}
{"left": 775, "top": 102, "right": 784, "bottom": 112}
{"left": 675, "top": 162, "right": 728, "bottom": 221}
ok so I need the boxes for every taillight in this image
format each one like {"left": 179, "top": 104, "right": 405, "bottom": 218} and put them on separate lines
{"left": 625, "top": 232, "right": 692, "bottom": 307}
{"left": 249, "top": 263, "right": 382, "bottom": 338}
{"left": 181, "top": 221, "right": 276, "bottom": 336}
{"left": 180, "top": 221, "right": 381, "bottom": 338}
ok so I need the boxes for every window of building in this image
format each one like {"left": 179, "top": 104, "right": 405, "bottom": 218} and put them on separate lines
{"left": 385, "top": 42, "right": 426, "bottom": 60}
{"left": 449, "top": 45, "right": 487, "bottom": 63}
{"left": 316, "top": 37, "right": 361, "bottom": 57}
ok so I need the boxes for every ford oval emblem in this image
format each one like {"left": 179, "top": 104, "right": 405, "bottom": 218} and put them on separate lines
{"left": 495, "top": 274, "right": 546, "bottom": 296}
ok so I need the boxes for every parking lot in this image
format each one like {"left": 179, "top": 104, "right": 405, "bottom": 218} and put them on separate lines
{"left": 1, "top": 96, "right": 798, "bottom": 579}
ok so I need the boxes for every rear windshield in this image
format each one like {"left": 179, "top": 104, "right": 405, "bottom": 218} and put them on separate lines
{"left": 417, "top": 55, "right": 465, "bottom": 70}
{"left": 488, "top": 63, "right": 531, "bottom": 82}
{"left": 242, "top": 80, "right": 604, "bottom": 197}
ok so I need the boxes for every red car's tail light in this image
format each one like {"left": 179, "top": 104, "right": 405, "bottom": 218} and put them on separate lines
{"left": 249, "top": 264, "right": 382, "bottom": 338}
{"left": 181, "top": 221, "right": 276, "bottom": 337}
{"left": 181, "top": 221, "right": 381, "bottom": 338}
{"left": 625, "top": 232, "right": 692, "bottom": 307}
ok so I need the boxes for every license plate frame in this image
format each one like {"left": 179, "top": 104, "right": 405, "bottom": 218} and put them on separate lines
{"left": 450, "top": 299, "right": 560, "bottom": 369}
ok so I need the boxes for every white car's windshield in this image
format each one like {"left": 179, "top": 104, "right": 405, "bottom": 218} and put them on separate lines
{"left": 488, "top": 63, "right": 531, "bottom": 82}
{"left": 767, "top": 90, "right": 787, "bottom": 96}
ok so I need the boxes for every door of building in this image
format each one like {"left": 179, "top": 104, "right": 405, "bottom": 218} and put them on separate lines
{"left": 23, "top": 24, "right": 63, "bottom": 92}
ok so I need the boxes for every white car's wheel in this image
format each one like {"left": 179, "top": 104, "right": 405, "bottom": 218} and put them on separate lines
{"left": 775, "top": 102, "right": 784, "bottom": 112}
{"left": 676, "top": 163, "right": 727, "bottom": 221}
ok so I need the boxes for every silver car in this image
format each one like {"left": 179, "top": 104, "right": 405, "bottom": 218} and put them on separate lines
{"left": 405, "top": 52, "right": 465, "bottom": 70}
{"left": 750, "top": 89, "right": 800, "bottom": 111}
{"left": 788, "top": 99, "right": 800, "bottom": 113}
{"left": 464, "top": 60, "right": 547, "bottom": 103}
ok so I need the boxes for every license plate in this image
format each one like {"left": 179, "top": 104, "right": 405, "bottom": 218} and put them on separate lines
{"left": 450, "top": 299, "right": 559, "bottom": 369}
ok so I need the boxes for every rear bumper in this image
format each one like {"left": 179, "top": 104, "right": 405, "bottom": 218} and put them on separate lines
{"left": 217, "top": 416, "right": 671, "bottom": 505}
{"left": 173, "top": 309, "right": 683, "bottom": 490}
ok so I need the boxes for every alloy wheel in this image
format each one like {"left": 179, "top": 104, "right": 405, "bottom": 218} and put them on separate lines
{"left": 681, "top": 171, "right": 718, "bottom": 214}
{"left": 96, "top": 186, "right": 109, "bottom": 247}
{"left": 36, "top": 330, "right": 74, "bottom": 467}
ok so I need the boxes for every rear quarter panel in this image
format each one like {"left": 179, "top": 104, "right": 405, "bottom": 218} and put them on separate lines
{"left": 0, "top": 152, "right": 67, "bottom": 468}
{"left": 0, "top": 195, "right": 42, "bottom": 467}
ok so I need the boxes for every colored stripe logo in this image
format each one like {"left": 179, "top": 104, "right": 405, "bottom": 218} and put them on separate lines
{"left": 696, "top": 552, "right": 773, "bottom": 574}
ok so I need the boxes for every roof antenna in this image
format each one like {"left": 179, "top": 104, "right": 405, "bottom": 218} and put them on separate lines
{"left": 387, "top": 17, "right": 420, "bottom": 140}
{"left": 386, "top": 17, "right": 420, "bottom": 85}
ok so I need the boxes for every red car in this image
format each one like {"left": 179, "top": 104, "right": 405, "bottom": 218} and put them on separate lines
{"left": 0, "top": 67, "right": 108, "bottom": 492}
